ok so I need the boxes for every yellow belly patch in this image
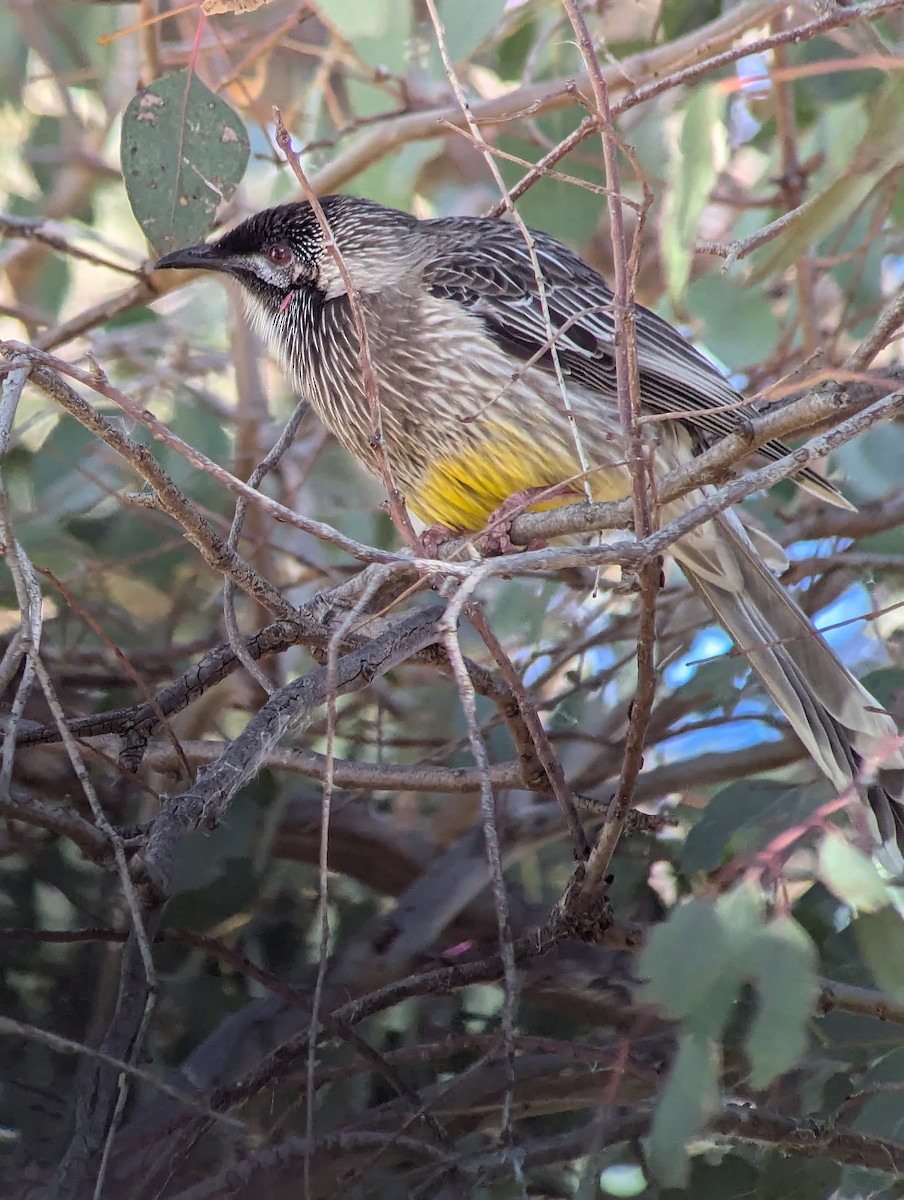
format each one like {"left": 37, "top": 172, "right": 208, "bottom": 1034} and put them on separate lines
{"left": 407, "top": 421, "right": 628, "bottom": 532}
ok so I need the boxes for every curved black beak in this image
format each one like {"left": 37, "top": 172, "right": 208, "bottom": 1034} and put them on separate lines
{"left": 154, "top": 243, "right": 229, "bottom": 273}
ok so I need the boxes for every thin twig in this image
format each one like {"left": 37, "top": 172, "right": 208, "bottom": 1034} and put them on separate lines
{"left": 438, "top": 596, "right": 523, "bottom": 1193}
{"left": 467, "top": 601, "right": 588, "bottom": 859}
{"left": 134, "top": 606, "right": 444, "bottom": 902}
{"left": 0, "top": 342, "right": 392, "bottom": 576}
{"left": 561, "top": 0, "right": 659, "bottom": 899}
{"left": 0, "top": 213, "right": 143, "bottom": 278}
{"left": 273, "top": 111, "right": 419, "bottom": 551}
{"left": 0, "top": 1015, "right": 242, "bottom": 1129}
{"left": 223, "top": 398, "right": 308, "bottom": 695}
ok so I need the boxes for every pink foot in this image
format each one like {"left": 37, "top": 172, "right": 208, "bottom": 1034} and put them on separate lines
{"left": 417, "top": 523, "right": 456, "bottom": 558}
{"left": 479, "top": 484, "right": 575, "bottom": 555}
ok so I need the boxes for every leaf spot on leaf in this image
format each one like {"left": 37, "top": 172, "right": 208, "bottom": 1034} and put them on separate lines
{"left": 188, "top": 162, "right": 225, "bottom": 200}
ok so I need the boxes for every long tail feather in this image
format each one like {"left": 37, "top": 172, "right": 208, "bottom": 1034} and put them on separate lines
{"left": 672, "top": 508, "right": 904, "bottom": 869}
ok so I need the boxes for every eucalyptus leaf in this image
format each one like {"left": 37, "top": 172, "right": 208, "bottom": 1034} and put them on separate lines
{"left": 663, "top": 86, "right": 724, "bottom": 299}
{"left": 682, "top": 780, "right": 828, "bottom": 874}
{"left": 853, "top": 1047, "right": 904, "bottom": 1141}
{"left": 646, "top": 1032, "right": 720, "bottom": 1187}
{"left": 685, "top": 270, "right": 779, "bottom": 368}
{"left": 436, "top": 0, "right": 508, "bottom": 63}
{"left": 757, "top": 1152, "right": 842, "bottom": 1200}
{"left": 121, "top": 69, "right": 250, "bottom": 256}
{"left": 748, "top": 80, "right": 904, "bottom": 282}
{"left": 818, "top": 833, "right": 891, "bottom": 914}
{"left": 660, "top": 0, "right": 721, "bottom": 40}
{"left": 661, "top": 1155, "right": 761, "bottom": 1200}
{"left": 638, "top": 897, "right": 738, "bottom": 1023}
{"left": 746, "top": 916, "right": 819, "bottom": 1089}
{"left": 856, "top": 907, "right": 904, "bottom": 1001}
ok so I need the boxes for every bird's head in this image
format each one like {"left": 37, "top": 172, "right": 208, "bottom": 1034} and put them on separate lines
{"left": 154, "top": 196, "right": 419, "bottom": 312}
{"left": 155, "top": 202, "right": 324, "bottom": 304}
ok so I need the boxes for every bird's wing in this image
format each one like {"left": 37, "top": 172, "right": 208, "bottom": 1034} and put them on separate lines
{"left": 422, "top": 220, "right": 751, "bottom": 445}
{"left": 421, "top": 219, "right": 850, "bottom": 505}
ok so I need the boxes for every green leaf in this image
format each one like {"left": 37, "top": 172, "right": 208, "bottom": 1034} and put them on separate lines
{"left": 856, "top": 907, "right": 904, "bottom": 1001}
{"left": 28, "top": 115, "right": 70, "bottom": 199}
{"left": 716, "top": 877, "right": 766, "bottom": 936}
{"left": 347, "top": 139, "right": 442, "bottom": 213}
{"left": 316, "top": 0, "right": 397, "bottom": 38}
{"left": 853, "top": 1047, "right": 904, "bottom": 1141}
{"left": 660, "top": 0, "right": 720, "bottom": 41}
{"left": 121, "top": 69, "right": 250, "bottom": 256}
{"left": 646, "top": 1032, "right": 720, "bottom": 1187}
{"left": 859, "top": 668, "right": 904, "bottom": 714}
{"left": 748, "top": 80, "right": 904, "bottom": 283}
{"left": 685, "top": 270, "right": 779, "bottom": 368}
{"left": 436, "top": 0, "right": 508, "bottom": 63}
{"left": 839, "top": 1165, "right": 904, "bottom": 1200}
{"left": 317, "top": 0, "right": 410, "bottom": 74}
{"left": 845, "top": 1052, "right": 904, "bottom": 1197}
{"left": 0, "top": 7, "right": 27, "bottom": 97}
{"left": 794, "top": 38, "right": 888, "bottom": 110}
{"left": 638, "top": 897, "right": 736, "bottom": 1023}
{"left": 170, "top": 786, "right": 263, "bottom": 896}
{"left": 498, "top": 126, "right": 606, "bottom": 250}
{"left": 833, "top": 421, "right": 904, "bottom": 504}
{"left": 757, "top": 1151, "right": 842, "bottom": 1200}
{"left": 676, "top": 652, "right": 742, "bottom": 703}
{"left": 662, "top": 86, "right": 725, "bottom": 299}
{"left": 818, "top": 832, "right": 891, "bottom": 913}
{"left": 746, "top": 916, "right": 819, "bottom": 1089}
{"left": 661, "top": 1155, "right": 761, "bottom": 1200}
{"left": 682, "top": 780, "right": 828, "bottom": 874}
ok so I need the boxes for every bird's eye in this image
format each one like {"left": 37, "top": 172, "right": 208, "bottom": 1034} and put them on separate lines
{"left": 267, "top": 243, "right": 291, "bottom": 266}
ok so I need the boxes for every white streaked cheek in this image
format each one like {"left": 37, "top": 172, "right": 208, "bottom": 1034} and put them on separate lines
{"left": 240, "top": 291, "right": 275, "bottom": 344}
{"left": 246, "top": 253, "right": 292, "bottom": 290}
{"left": 240, "top": 292, "right": 303, "bottom": 390}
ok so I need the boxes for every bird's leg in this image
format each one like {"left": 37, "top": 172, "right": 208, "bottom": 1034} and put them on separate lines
{"left": 376, "top": 498, "right": 454, "bottom": 558}
{"left": 414, "top": 481, "right": 575, "bottom": 558}
{"left": 479, "top": 483, "right": 576, "bottom": 555}
{"left": 417, "top": 522, "right": 457, "bottom": 558}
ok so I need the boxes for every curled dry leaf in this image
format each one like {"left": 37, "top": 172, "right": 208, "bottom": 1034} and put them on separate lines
{"left": 202, "top": 0, "right": 272, "bottom": 14}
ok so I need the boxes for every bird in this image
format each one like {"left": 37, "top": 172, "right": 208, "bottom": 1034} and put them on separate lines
{"left": 155, "top": 194, "right": 904, "bottom": 865}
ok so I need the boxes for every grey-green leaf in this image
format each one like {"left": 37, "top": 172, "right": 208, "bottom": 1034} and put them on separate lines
{"left": 638, "top": 897, "right": 735, "bottom": 1022}
{"left": 746, "top": 916, "right": 819, "bottom": 1089}
{"left": 662, "top": 85, "right": 724, "bottom": 299}
{"left": 121, "top": 69, "right": 250, "bottom": 256}
{"left": 818, "top": 832, "right": 891, "bottom": 913}
{"left": 856, "top": 907, "right": 904, "bottom": 1001}
{"left": 646, "top": 1032, "right": 720, "bottom": 1187}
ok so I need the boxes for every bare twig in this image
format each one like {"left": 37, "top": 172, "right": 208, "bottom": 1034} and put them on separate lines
{"left": 134, "top": 606, "right": 444, "bottom": 902}
{"left": 0, "top": 213, "right": 142, "bottom": 278}
{"left": 0, "top": 342, "right": 392, "bottom": 574}
{"left": 560, "top": 0, "right": 659, "bottom": 899}
{"left": 0, "top": 1015, "right": 242, "bottom": 1129}
{"left": 273, "top": 111, "right": 419, "bottom": 551}
{"left": 223, "top": 398, "right": 308, "bottom": 694}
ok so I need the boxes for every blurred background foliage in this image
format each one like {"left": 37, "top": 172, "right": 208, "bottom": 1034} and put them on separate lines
{"left": 3, "top": 1, "right": 904, "bottom": 1198}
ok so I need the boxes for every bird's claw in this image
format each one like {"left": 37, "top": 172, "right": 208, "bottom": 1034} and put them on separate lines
{"left": 417, "top": 523, "right": 455, "bottom": 559}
